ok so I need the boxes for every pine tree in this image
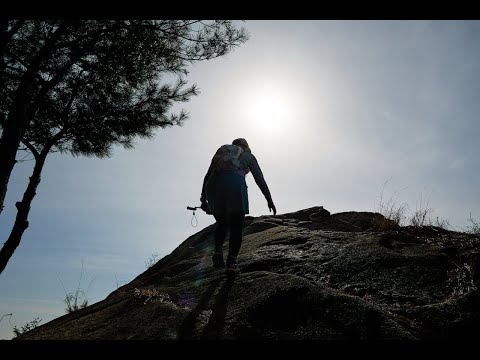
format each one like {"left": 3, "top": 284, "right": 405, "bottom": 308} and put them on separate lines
{"left": 0, "top": 20, "right": 248, "bottom": 274}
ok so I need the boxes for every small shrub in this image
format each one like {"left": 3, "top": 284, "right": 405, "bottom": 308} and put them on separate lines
{"left": 115, "top": 274, "right": 127, "bottom": 289}
{"left": 375, "top": 179, "right": 408, "bottom": 226}
{"left": 12, "top": 317, "right": 42, "bottom": 338}
{"left": 145, "top": 253, "right": 160, "bottom": 269}
{"left": 408, "top": 193, "right": 432, "bottom": 228}
{"left": 59, "top": 260, "right": 93, "bottom": 313}
{"left": 467, "top": 213, "right": 480, "bottom": 235}
{"left": 409, "top": 207, "right": 432, "bottom": 227}
{"left": 431, "top": 216, "right": 451, "bottom": 230}
{"left": 64, "top": 290, "right": 88, "bottom": 313}
{"left": 375, "top": 181, "right": 450, "bottom": 231}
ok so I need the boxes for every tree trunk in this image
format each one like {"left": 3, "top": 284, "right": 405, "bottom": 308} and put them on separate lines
{"left": 0, "top": 70, "right": 36, "bottom": 216}
{"left": 0, "top": 153, "right": 46, "bottom": 275}
{"left": 0, "top": 21, "right": 69, "bottom": 215}
{"left": 0, "top": 109, "right": 25, "bottom": 215}
{"left": 0, "top": 21, "right": 15, "bottom": 215}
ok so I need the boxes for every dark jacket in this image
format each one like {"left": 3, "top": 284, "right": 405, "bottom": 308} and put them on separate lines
{"left": 201, "top": 148, "right": 273, "bottom": 215}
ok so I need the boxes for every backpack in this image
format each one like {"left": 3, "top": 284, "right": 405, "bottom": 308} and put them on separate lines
{"left": 210, "top": 144, "right": 245, "bottom": 174}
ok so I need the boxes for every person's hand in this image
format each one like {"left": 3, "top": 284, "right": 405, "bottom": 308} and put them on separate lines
{"left": 268, "top": 201, "right": 276, "bottom": 216}
{"left": 201, "top": 200, "right": 211, "bottom": 215}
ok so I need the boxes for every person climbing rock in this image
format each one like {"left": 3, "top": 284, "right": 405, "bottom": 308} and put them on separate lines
{"left": 200, "top": 138, "right": 276, "bottom": 278}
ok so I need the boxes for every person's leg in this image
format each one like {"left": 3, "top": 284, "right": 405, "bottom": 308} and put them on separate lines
{"left": 214, "top": 214, "right": 228, "bottom": 252}
{"left": 226, "top": 211, "right": 245, "bottom": 268}
{"left": 212, "top": 214, "right": 227, "bottom": 267}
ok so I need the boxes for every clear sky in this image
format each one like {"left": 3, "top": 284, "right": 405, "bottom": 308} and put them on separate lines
{"left": 1, "top": 20, "right": 479, "bottom": 339}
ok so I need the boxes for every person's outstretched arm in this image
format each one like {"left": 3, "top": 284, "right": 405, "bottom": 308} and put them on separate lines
{"left": 249, "top": 155, "right": 276, "bottom": 215}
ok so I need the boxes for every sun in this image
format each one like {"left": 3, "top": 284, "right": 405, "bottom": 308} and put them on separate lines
{"left": 246, "top": 86, "right": 293, "bottom": 133}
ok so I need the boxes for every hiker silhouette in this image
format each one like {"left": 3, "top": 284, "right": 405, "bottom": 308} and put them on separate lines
{"left": 200, "top": 138, "right": 276, "bottom": 277}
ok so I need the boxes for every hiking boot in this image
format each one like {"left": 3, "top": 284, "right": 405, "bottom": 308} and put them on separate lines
{"left": 212, "top": 252, "right": 225, "bottom": 268}
{"left": 225, "top": 262, "right": 241, "bottom": 278}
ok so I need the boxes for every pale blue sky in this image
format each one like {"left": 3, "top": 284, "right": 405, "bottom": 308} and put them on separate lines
{"left": 1, "top": 20, "right": 479, "bottom": 339}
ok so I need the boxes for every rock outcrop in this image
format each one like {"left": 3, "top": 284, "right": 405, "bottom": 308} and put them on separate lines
{"left": 17, "top": 206, "right": 480, "bottom": 340}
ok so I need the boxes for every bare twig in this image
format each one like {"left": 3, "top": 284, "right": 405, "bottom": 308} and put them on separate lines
{"left": 0, "top": 313, "right": 13, "bottom": 325}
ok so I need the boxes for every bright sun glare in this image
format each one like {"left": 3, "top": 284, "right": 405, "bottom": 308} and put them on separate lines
{"left": 246, "top": 87, "right": 293, "bottom": 133}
